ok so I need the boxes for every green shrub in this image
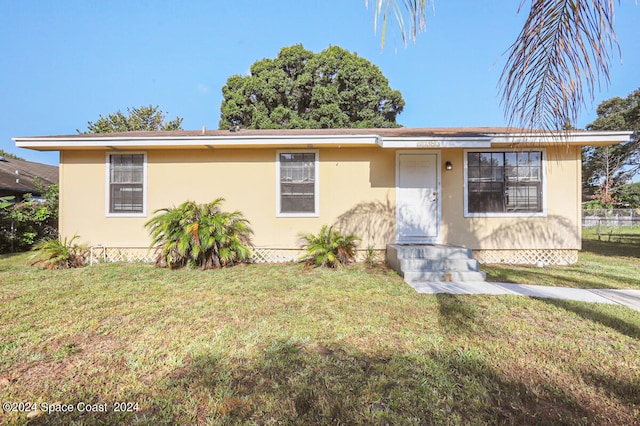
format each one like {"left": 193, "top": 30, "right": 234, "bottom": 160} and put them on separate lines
{"left": 364, "top": 245, "right": 379, "bottom": 266}
{"left": 145, "top": 199, "right": 253, "bottom": 270}
{"left": 0, "top": 184, "right": 58, "bottom": 253}
{"left": 299, "top": 225, "right": 359, "bottom": 268}
{"left": 31, "top": 235, "right": 87, "bottom": 270}
{"left": 0, "top": 195, "right": 14, "bottom": 209}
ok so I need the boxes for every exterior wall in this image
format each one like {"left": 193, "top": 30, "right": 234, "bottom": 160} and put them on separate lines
{"left": 440, "top": 146, "right": 582, "bottom": 251}
{"left": 60, "top": 145, "right": 581, "bottom": 257}
{"left": 59, "top": 148, "right": 396, "bottom": 251}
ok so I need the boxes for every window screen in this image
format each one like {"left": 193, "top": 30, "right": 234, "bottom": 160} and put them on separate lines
{"left": 109, "top": 154, "right": 144, "bottom": 214}
{"left": 279, "top": 153, "right": 316, "bottom": 214}
{"left": 467, "top": 151, "right": 542, "bottom": 213}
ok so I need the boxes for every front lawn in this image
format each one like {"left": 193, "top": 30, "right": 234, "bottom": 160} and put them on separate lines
{"left": 483, "top": 228, "right": 640, "bottom": 289}
{"left": 1, "top": 253, "right": 640, "bottom": 424}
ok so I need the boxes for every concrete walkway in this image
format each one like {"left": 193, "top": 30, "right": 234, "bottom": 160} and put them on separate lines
{"left": 409, "top": 281, "right": 640, "bottom": 312}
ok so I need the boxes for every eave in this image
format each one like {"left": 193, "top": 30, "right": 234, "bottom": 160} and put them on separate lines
{"left": 13, "top": 134, "right": 381, "bottom": 151}
{"left": 13, "top": 129, "right": 632, "bottom": 151}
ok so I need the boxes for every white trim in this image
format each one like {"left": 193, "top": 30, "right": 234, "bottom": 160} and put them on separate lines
{"left": 15, "top": 135, "right": 380, "bottom": 150}
{"left": 395, "top": 150, "right": 442, "bottom": 244}
{"left": 105, "top": 152, "right": 148, "bottom": 218}
{"left": 488, "top": 131, "right": 632, "bottom": 145}
{"left": 276, "top": 149, "right": 320, "bottom": 218}
{"left": 463, "top": 148, "right": 547, "bottom": 218}
{"left": 14, "top": 130, "right": 631, "bottom": 151}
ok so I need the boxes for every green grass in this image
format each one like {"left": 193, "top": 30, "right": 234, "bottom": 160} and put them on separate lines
{"left": 1, "top": 246, "right": 640, "bottom": 425}
{"left": 483, "top": 228, "right": 640, "bottom": 289}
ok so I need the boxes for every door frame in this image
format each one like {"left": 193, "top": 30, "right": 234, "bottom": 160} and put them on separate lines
{"left": 395, "top": 150, "right": 442, "bottom": 244}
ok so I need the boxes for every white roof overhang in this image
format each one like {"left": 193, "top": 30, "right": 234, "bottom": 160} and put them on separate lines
{"left": 13, "top": 134, "right": 381, "bottom": 151}
{"left": 13, "top": 130, "right": 632, "bottom": 151}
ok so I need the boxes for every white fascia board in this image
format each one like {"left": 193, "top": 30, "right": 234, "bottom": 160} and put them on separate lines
{"left": 13, "top": 134, "right": 380, "bottom": 150}
{"left": 379, "top": 137, "right": 492, "bottom": 148}
{"left": 489, "top": 131, "right": 632, "bottom": 145}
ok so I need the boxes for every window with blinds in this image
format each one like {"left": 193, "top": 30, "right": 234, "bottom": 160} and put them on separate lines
{"left": 108, "top": 154, "right": 145, "bottom": 214}
{"left": 467, "top": 151, "right": 543, "bottom": 214}
{"left": 278, "top": 152, "right": 317, "bottom": 215}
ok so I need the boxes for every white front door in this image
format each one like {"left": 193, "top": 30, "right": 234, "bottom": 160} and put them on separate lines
{"left": 396, "top": 152, "right": 440, "bottom": 243}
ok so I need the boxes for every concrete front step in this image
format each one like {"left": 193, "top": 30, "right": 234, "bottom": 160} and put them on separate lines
{"left": 386, "top": 243, "right": 486, "bottom": 283}
{"left": 388, "top": 244, "right": 473, "bottom": 261}
{"left": 399, "top": 258, "right": 480, "bottom": 272}
{"left": 403, "top": 270, "right": 487, "bottom": 283}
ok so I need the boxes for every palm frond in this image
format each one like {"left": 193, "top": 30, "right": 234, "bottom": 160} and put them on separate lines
{"left": 31, "top": 235, "right": 87, "bottom": 269}
{"left": 500, "top": 0, "right": 619, "bottom": 130}
{"left": 366, "top": 0, "right": 620, "bottom": 133}
{"left": 144, "top": 199, "right": 253, "bottom": 270}
{"left": 299, "top": 225, "right": 360, "bottom": 268}
{"left": 366, "top": 0, "right": 429, "bottom": 47}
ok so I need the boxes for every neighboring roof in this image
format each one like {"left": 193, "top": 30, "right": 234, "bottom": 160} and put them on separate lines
{"left": 0, "top": 156, "right": 58, "bottom": 195}
{"left": 13, "top": 127, "right": 632, "bottom": 150}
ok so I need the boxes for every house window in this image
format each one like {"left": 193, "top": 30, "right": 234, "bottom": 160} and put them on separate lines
{"left": 107, "top": 153, "right": 146, "bottom": 215}
{"left": 277, "top": 151, "right": 318, "bottom": 216}
{"left": 466, "top": 151, "right": 543, "bottom": 214}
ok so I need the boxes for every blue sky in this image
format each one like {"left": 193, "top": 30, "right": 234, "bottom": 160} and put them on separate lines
{"left": 1, "top": 0, "right": 638, "bottom": 166}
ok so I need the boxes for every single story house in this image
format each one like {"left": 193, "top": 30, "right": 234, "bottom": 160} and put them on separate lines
{"left": 14, "top": 127, "right": 630, "bottom": 274}
{"left": 0, "top": 155, "right": 58, "bottom": 201}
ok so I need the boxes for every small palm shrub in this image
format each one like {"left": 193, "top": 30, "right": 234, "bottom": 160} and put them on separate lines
{"left": 299, "top": 225, "right": 360, "bottom": 268}
{"left": 364, "top": 245, "right": 379, "bottom": 266}
{"left": 145, "top": 199, "right": 253, "bottom": 270}
{"left": 31, "top": 235, "right": 87, "bottom": 269}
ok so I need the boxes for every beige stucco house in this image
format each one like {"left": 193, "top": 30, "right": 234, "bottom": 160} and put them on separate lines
{"left": 14, "top": 127, "right": 630, "bottom": 270}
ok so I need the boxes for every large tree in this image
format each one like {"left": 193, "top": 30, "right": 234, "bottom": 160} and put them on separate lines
{"left": 219, "top": 44, "right": 405, "bottom": 129}
{"left": 583, "top": 88, "right": 640, "bottom": 203}
{"left": 367, "top": 0, "right": 621, "bottom": 132}
{"left": 81, "top": 105, "right": 183, "bottom": 134}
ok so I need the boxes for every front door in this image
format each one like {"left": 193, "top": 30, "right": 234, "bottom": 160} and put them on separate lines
{"left": 396, "top": 152, "right": 440, "bottom": 243}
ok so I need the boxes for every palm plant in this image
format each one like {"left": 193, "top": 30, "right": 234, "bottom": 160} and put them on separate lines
{"left": 0, "top": 195, "right": 14, "bottom": 209}
{"left": 299, "top": 225, "right": 360, "bottom": 268}
{"left": 31, "top": 235, "right": 87, "bottom": 270}
{"left": 367, "top": 0, "right": 619, "bottom": 131}
{"left": 145, "top": 199, "right": 252, "bottom": 270}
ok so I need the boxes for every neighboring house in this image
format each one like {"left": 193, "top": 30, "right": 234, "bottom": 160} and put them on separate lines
{"left": 14, "top": 128, "right": 630, "bottom": 270}
{"left": 0, "top": 155, "right": 58, "bottom": 200}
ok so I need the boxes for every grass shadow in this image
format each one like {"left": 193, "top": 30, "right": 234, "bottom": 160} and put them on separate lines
{"left": 150, "top": 339, "right": 602, "bottom": 425}
{"left": 482, "top": 264, "right": 634, "bottom": 290}
{"left": 543, "top": 298, "right": 640, "bottom": 340}
{"left": 436, "top": 294, "right": 486, "bottom": 334}
{"left": 580, "top": 369, "right": 640, "bottom": 406}
{"left": 581, "top": 237, "right": 640, "bottom": 258}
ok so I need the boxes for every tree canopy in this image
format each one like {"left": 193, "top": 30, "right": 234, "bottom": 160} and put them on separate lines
{"left": 219, "top": 44, "right": 405, "bottom": 129}
{"left": 583, "top": 88, "right": 639, "bottom": 205}
{"left": 367, "top": 0, "right": 621, "bottom": 132}
{"left": 81, "top": 105, "right": 183, "bottom": 133}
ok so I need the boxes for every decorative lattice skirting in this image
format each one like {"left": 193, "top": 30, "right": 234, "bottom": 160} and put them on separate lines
{"left": 89, "top": 246, "right": 304, "bottom": 265}
{"left": 252, "top": 248, "right": 302, "bottom": 263}
{"left": 88, "top": 247, "right": 384, "bottom": 265}
{"left": 89, "top": 246, "right": 159, "bottom": 265}
{"left": 473, "top": 249, "right": 578, "bottom": 265}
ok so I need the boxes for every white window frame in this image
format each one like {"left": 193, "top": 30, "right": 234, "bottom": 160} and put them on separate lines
{"left": 463, "top": 148, "right": 547, "bottom": 218}
{"left": 105, "top": 152, "right": 148, "bottom": 217}
{"left": 276, "top": 149, "right": 319, "bottom": 218}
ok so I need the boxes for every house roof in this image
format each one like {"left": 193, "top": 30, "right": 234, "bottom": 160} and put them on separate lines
{"left": 13, "top": 127, "right": 632, "bottom": 150}
{"left": 0, "top": 156, "right": 58, "bottom": 195}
